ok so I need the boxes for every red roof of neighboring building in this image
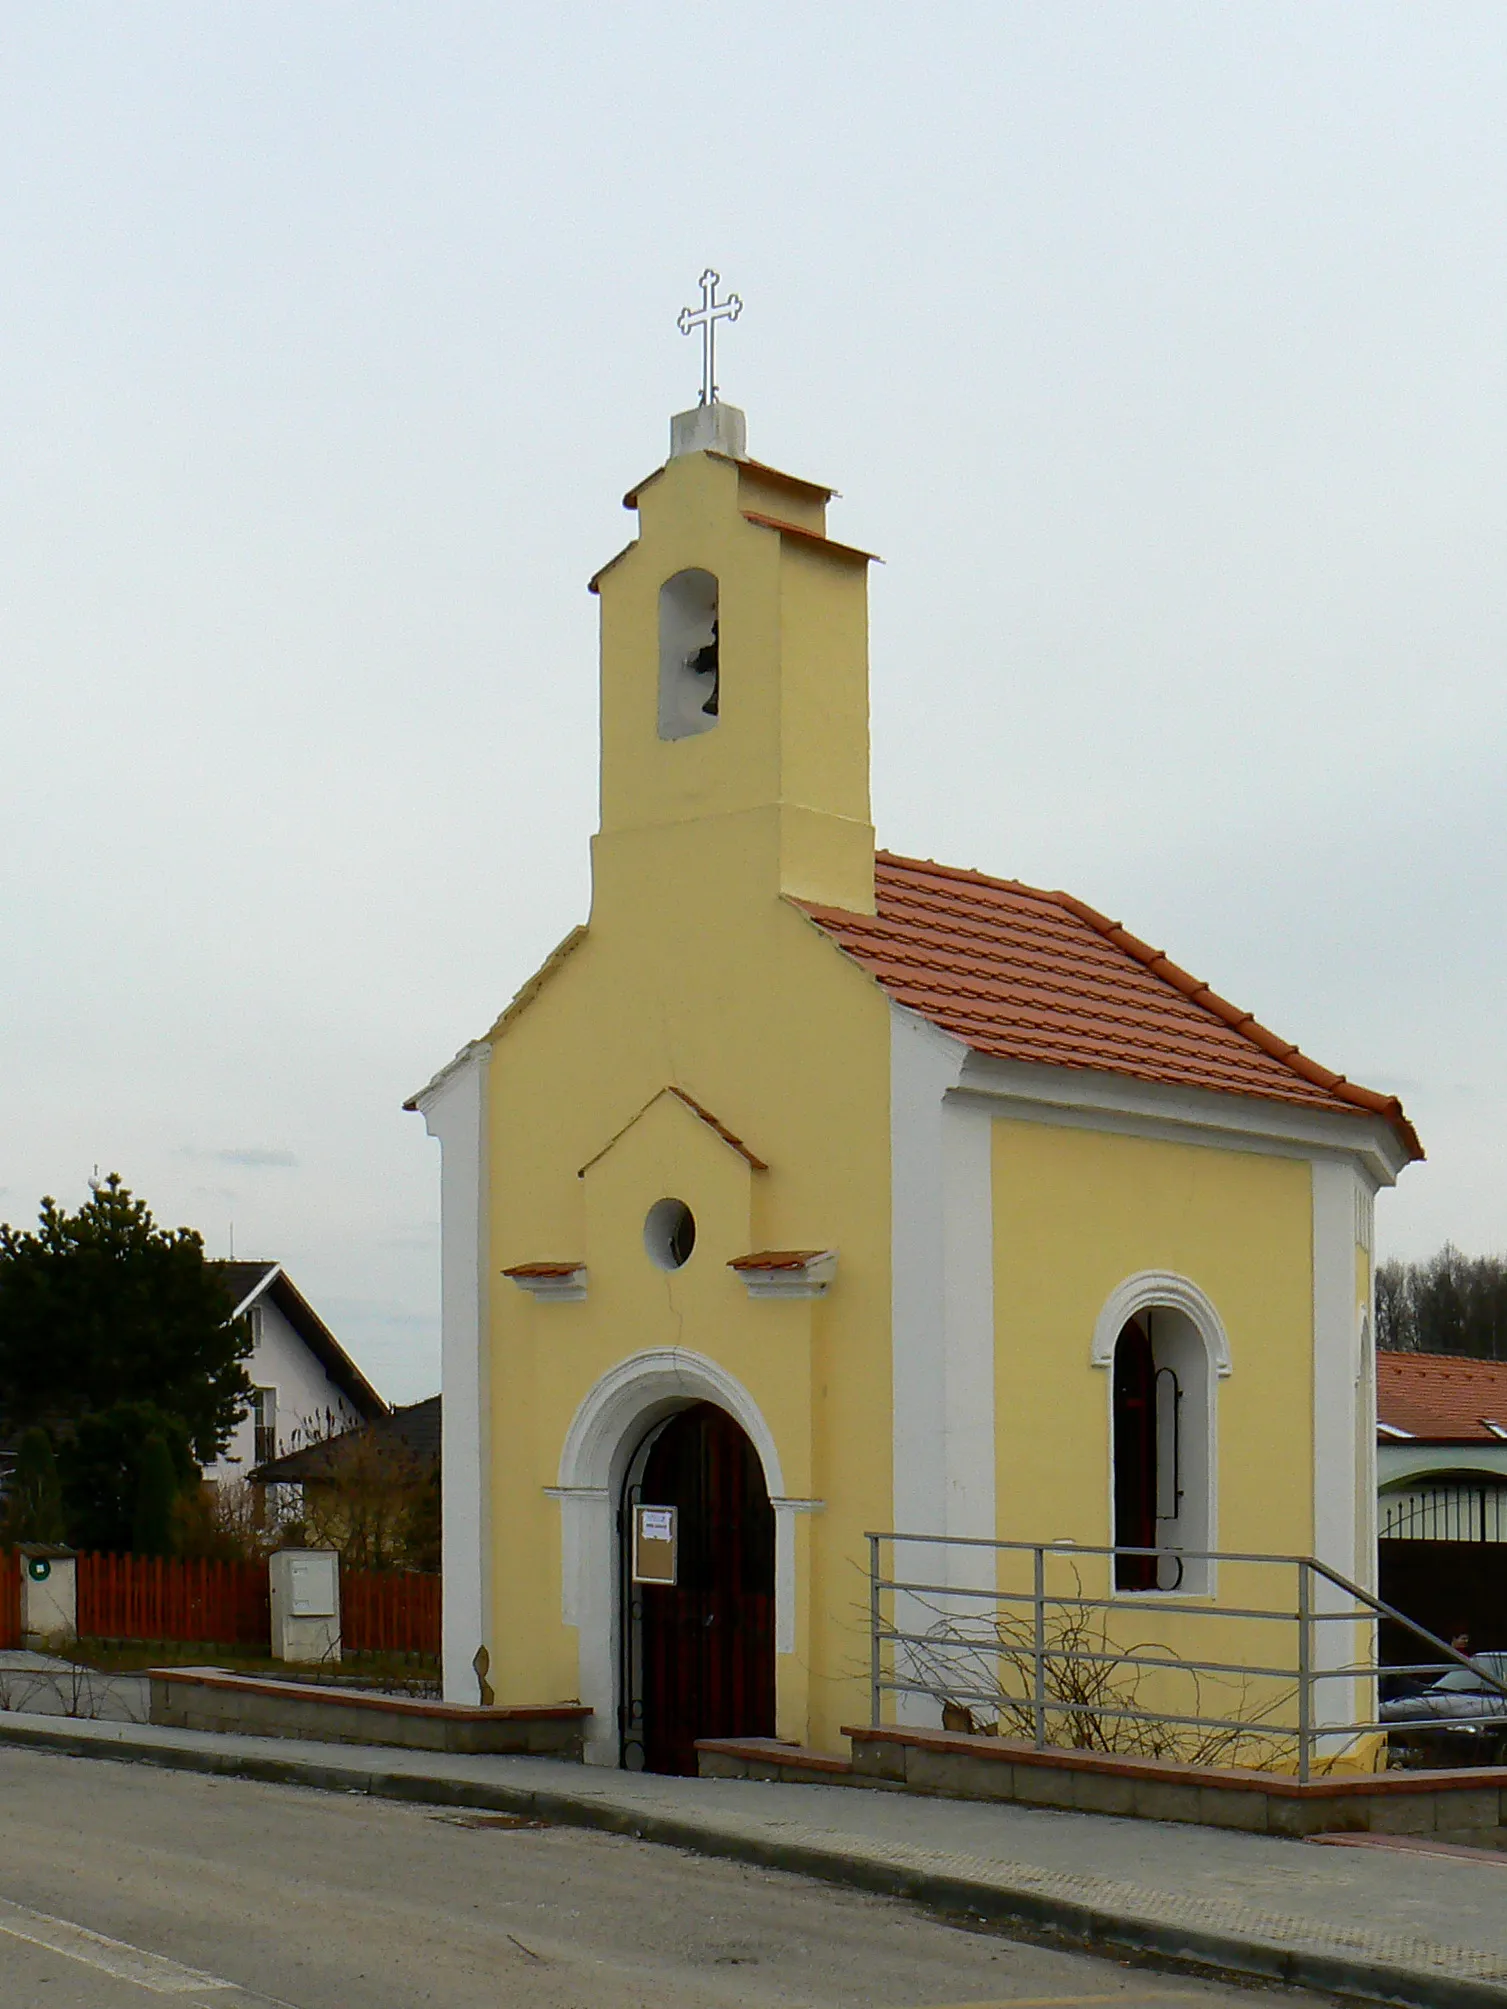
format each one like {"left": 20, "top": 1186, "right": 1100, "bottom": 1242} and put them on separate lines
{"left": 1377, "top": 1352, "right": 1507, "bottom": 1443}
{"left": 801, "top": 853, "right": 1421, "bottom": 1159}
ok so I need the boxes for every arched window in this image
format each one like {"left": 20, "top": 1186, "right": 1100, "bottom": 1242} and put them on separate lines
{"left": 1109, "top": 1299, "right": 1218, "bottom": 1593}
{"left": 1112, "top": 1320, "right": 1158, "bottom": 1589}
{"left": 658, "top": 569, "right": 720, "bottom": 740}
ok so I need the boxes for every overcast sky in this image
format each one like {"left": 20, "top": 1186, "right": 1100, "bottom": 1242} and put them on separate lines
{"left": 2, "top": 5, "right": 1504, "bottom": 1405}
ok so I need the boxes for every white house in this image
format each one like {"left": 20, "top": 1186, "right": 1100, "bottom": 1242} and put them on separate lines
{"left": 204, "top": 1261, "right": 387, "bottom": 1483}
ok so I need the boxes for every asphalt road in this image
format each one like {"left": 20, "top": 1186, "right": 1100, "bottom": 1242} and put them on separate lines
{"left": 0, "top": 1746, "right": 1323, "bottom": 2009}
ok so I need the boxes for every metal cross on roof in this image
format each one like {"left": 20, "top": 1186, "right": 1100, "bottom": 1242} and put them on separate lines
{"left": 677, "top": 268, "right": 742, "bottom": 407}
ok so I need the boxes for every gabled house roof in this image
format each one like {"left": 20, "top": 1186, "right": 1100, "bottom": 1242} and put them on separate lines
{"left": 801, "top": 853, "right": 1421, "bottom": 1160}
{"left": 209, "top": 1262, "right": 388, "bottom": 1422}
{"left": 250, "top": 1394, "right": 440, "bottom": 1485}
{"left": 1377, "top": 1351, "right": 1507, "bottom": 1444}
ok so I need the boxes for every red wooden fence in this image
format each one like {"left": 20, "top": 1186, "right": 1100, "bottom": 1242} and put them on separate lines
{"left": 64, "top": 1553, "right": 439, "bottom": 1660}
{"left": 76, "top": 1554, "right": 269, "bottom": 1647}
{"left": 0, "top": 1550, "right": 18, "bottom": 1651}
{"left": 343, "top": 1569, "right": 441, "bottom": 1657}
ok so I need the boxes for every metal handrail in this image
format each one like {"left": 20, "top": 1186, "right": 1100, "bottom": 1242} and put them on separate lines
{"left": 865, "top": 1531, "right": 1507, "bottom": 1784}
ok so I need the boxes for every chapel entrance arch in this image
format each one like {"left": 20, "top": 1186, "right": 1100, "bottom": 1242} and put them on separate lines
{"left": 619, "top": 1401, "right": 776, "bottom": 1774}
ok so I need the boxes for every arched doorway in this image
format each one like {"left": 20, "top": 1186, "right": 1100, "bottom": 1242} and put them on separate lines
{"left": 620, "top": 1401, "right": 776, "bottom": 1774}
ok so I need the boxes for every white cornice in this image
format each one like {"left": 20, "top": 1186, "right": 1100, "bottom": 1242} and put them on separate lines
{"left": 403, "top": 1039, "right": 492, "bottom": 1118}
{"left": 730, "top": 1251, "right": 837, "bottom": 1299}
{"left": 505, "top": 1266, "right": 588, "bottom": 1303}
{"left": 949, "top": 1044, "right": 1409, "bottom": 1187}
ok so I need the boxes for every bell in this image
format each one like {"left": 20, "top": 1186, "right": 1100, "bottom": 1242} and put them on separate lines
{"left": 687, "top": 623, "right": 719, "bottom": 717}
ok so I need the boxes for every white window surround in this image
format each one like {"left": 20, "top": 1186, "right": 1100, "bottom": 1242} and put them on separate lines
{"left": 1090, "top": 1271, "right": 1232, "bottom": 1377}
{"left": 549, "top": 1347, "right": 820, "bottom": 1765}
{"left": 1094, "top": 1271, "right": 1226, "bottom": 1598}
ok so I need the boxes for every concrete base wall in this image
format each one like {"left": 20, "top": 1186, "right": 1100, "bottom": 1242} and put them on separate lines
{"left": 150, "top": 1670, "right": 587, "bottom": 1758}
{"left": 846, "top": 1728, "right": 1507, "bottom": 1837}
{"left": 699, "top": 1727, "right": 1507, "bottom": 1839}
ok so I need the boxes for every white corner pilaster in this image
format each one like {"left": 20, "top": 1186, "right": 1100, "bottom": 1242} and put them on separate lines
{"left": 413, "top": 1041, "right": 493, "bottom": 1704}
{"left": 1311, "top": 1156, "right": 1368, "bottom": 1740}
{"left": 890, "top": 1005, "right": 996, "bottom": 1723}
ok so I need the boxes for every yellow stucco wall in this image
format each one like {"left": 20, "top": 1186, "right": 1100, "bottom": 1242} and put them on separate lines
{"left": 992, "top": 1119, "right": 1315, "bottom": 1558}
{"left": 482, "top": 445, "right": 893, "bottom": 1750}
{"left": 984, "top": 1119, "right": 1321, "bottom": 1757}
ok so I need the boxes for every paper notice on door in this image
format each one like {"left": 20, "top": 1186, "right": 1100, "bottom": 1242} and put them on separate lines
{"left": 632, "top": 1503, "right": 678, "bottom": 1585}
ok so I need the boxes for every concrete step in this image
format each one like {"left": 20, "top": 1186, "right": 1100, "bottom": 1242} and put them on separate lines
{"left": 696, "top": 1736, "right": 861, "bottom": 1786}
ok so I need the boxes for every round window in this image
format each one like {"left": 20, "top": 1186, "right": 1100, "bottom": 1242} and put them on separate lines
{"left": 644, "top": 1198, "right": 696, "bottom": 1271}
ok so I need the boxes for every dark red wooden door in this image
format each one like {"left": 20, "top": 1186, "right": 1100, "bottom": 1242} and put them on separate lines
{"left": 637, "top": 1403, "right": 775, "bottom": 1775}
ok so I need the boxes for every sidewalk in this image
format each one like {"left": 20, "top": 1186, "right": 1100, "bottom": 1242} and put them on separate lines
{"left": 0, "top": 1708, "right": 1503, "bottom": 2009}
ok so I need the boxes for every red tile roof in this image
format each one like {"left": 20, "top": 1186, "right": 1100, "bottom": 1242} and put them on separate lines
{"left": 1378, "top": 1352, "right": 1507, "bottom": 1442}
{"left": 728, "top": 1250, "right": 830, "bottom": 1272}
{"left": 801, "top": 853, "right": 1421, "bottom": 1159}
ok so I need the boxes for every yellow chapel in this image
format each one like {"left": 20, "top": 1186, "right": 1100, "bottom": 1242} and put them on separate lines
{"left": 409, "top": 394, "right": 1420, "bottom": 1773}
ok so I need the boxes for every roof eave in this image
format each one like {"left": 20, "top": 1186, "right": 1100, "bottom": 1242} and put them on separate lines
{"left": 266, "top": 1272, "right": 388, "bottom": 1420}
{"left": 949, "top": 1047, "right": 1416, "bottom": 1189}
{"left": 404, "top": 1038, "right": 492, "bottom": 1115}
{"left": 225, "top": 1263, "right": 282, "bottom": 1322}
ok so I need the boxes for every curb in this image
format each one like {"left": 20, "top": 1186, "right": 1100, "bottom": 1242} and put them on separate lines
{"left": 0, "top": 1717, "right": 1501, "bottom": 2009}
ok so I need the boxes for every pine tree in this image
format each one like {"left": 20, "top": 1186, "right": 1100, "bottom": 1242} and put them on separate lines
{"left": 0, "top": 1176, "right": 252, "bottom": 1458}
{"left": 132, "top": 1434, "right": 180, "bottom": 1558}
{"left": 2, "top": 1427, "right": 64, "bottom": 1545}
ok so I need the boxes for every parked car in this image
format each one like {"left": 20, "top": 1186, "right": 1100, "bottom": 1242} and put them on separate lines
{"left": 1380, "top": 1653, "right": 1507, "bottom": 1764}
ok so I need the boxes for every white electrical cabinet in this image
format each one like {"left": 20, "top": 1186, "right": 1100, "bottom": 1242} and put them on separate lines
{"left": 269, "top": 1548, "right": 342, "bottom": 1664}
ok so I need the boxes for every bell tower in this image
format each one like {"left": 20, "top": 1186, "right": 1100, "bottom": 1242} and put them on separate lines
{"left": 588, "top": 398, "right": 877, "bottom": 919}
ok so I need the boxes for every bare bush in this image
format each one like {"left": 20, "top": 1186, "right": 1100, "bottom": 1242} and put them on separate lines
{"left": 0, "top": 1661, "right": 107, "bottom": 1720}
{"left": 889, "top": 1575, "right": 1299, "bottom": 1770}
{"left": 274, "top": 1412, "right": 438, "bottom": 1573}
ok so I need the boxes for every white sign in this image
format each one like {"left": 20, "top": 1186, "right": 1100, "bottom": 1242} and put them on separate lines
{"left": 640, "top": 1509, "right": 673, "bottom": 1542}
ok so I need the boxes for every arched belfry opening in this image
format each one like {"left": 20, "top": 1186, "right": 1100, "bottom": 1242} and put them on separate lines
{"left": 658, "top": 569, "right": 720, "bottom": 739}
{"left": 619, "top": 1401, "right": 775, "bottom": 1774}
